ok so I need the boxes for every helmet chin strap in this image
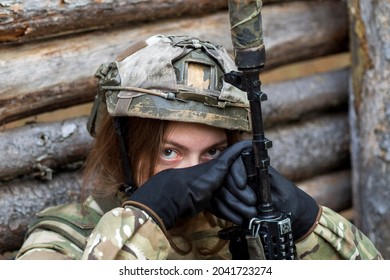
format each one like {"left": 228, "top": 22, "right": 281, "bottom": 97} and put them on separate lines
{"left": 113, "top": 117, "right": 137, "bottom": 197}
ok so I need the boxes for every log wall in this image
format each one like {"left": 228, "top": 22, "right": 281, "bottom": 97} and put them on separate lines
{"left": 349, "top": 0, "right": 390, "bottom": 259}
{"left": 0, "top": 0, "right": 366, "bottom": 258}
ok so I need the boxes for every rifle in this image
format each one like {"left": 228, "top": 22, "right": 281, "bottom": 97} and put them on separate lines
{"left": 218, "top": 0, "right": 295, "bottom": 260}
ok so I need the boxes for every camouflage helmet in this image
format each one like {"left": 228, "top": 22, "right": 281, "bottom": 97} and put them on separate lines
{"left": 87, "top": 35, "right": 250, "bottom": 136}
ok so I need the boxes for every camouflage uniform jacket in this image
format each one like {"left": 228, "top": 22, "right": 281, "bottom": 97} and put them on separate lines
{"left": 16, "top": 192, "right": 383, "bottom": 260}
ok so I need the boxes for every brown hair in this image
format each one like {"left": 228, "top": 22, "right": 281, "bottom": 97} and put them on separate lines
{"left": 82, "top": 110, "right": 242, "bottom": 256}
{"left": 82, "top": 112, "right": 168, "bottom": 199}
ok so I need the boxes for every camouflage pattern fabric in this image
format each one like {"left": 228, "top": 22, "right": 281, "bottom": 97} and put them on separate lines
{"left": 296, "top": 206, "right": 383, "bottom": 260}
{"left": 15, "top": 196, "right": 102, "bottom": 260}
{"left": 82, "top": 205, "right": 170, "bottom": 260}
{"left": 16, "top": 194, "right": 383, "bottom": 260}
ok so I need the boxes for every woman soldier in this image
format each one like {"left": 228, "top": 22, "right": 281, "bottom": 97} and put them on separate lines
{"left": 16, "top": 35, "right": 382, "bottom": 260}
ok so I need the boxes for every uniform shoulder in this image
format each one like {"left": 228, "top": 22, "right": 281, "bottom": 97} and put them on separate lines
{"left": 25, "top": 202, "right": 102, "bottom": 250}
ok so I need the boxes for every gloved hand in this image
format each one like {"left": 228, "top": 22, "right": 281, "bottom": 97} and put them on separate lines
{"left": 268, "top": 166, "right": 320, "bottom": 241}
{"left": 207, "top": 154, "right": 258, "bottom": 225}
{"left": 124, "top": 140, "right": 257, "bottom": 230}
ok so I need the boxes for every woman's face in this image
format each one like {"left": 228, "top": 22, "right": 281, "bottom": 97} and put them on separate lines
{"left": 154, "top": 122, "right": 228, "bottom": 174}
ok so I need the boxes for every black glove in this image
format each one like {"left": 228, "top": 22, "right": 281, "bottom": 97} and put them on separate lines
{"left": 268, "top": 166, "right": 320, "bottom": 241}
{"left": 126, "top": 140, "right": 256, "bottom": 230}
{"left": 208, "top": 154, "right": 257, "bottom": 225}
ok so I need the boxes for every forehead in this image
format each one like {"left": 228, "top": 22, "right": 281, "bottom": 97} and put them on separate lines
{"left": 164, "top": 122, "right": 227, "bottom": 146}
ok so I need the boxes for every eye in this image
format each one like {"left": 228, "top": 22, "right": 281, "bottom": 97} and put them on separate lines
{"left": 204, "top": 147, "right": 224, "bottom": 160}
{"left": 161, "top": 148, "right": 179, "bottom": 160}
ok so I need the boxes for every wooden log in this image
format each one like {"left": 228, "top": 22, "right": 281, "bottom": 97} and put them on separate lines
{"left": 0, "top": 168, "right": 350, "bottom": 254}
{"left": 349, "top": 1, "right": 390, "bottom": 258}
{"left": 266, "top": 112, "right": 350, "bottom": 181}
{"left": 0, "top": 117, "right": 92, "bottom": 181}
{"left": 0, "top": 0, "right": 227, "bottom": 44}
{"left": 263, "top": 68, "right": 349, "bottom": 127}
{"left": 296, "top": 169, "right": 351, "bottom": 212}
{"left": 0, "top": 171, "right": 82, "bottom": 254}
{"left": 0, "top": 0, "right": 315, "bottom": 45}
{"left": 262, "top": 0, "right": 348, "bottom": 67}
{"left": 0, "top": 1, "right": 348, "bottom": 124}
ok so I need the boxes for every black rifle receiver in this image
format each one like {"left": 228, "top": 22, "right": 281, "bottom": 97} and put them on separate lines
{"left": 219, "top": 0, "right": 295, "bottom": 260}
